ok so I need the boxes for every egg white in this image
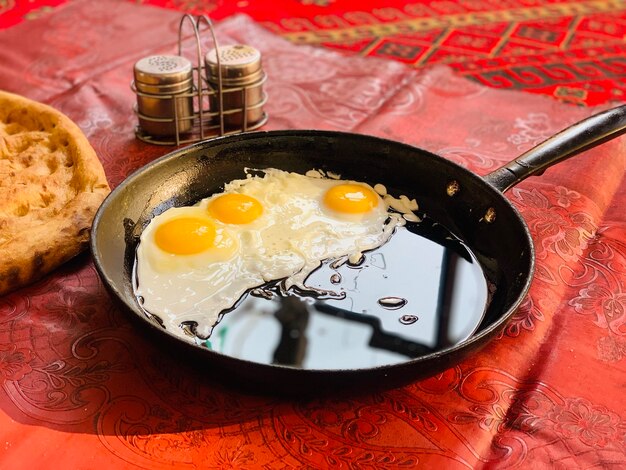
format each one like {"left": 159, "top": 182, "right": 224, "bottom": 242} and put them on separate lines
{"left": 135, "top": 169, "right": 408, "bottom": 339}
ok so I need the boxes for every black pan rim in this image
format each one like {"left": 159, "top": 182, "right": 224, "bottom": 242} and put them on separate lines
{"left": 90, "top": 129, "right": 535, "bottom": 377}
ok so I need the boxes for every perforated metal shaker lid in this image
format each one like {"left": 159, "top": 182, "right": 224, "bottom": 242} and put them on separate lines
{"left": 134, "top": 55, "right": 193, "bottom": 86}
{"left": 205, "top": 45, "right": 262, "bottom": 80}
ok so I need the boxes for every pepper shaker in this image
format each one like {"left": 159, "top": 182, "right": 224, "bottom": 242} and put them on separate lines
{"left": 204, "top": 44, "right": 267, "bottom": 128}
{"left": 134, "top": 55, "right": 194, "bottom": 137}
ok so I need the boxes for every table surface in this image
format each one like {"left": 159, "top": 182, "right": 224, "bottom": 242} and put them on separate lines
{"left": 1, "top": 1, "right": 625, "bottom": 468}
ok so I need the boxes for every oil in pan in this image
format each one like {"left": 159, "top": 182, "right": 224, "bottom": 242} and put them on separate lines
{"left": 205, "top": 217, "right": 490, "bottom": 370}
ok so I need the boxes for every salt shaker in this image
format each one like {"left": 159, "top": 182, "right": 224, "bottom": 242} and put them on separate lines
{"left": 133, "top": 55, "right": 194, "bottom": 137}
{"left": 204, "top": 45, "right": 267, "bottom": 128}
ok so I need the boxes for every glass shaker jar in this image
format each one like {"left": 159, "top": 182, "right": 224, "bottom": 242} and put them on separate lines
{"left": 204, "top": 45, "right": 267, "bottom": 128}
{"left": 133, "top": 55, "right": 194, "bottom": 137}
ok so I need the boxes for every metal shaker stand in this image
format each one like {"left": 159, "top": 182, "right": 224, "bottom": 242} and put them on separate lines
{"left": 131, "top": 14, "right": 268, "bottom": 146}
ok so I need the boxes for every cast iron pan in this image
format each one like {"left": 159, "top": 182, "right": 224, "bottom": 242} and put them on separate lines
{"left": 91, "top": 105, "right": 626, "bottom": 394}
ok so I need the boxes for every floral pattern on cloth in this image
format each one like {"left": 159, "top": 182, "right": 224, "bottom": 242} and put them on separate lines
{"left": 0, "top": 1, "right": 625, "bottom": 468}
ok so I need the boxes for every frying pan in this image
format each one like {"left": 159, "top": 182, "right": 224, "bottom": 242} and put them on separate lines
{"left": 91, "top": 105, "right": 626, "bottom": 394}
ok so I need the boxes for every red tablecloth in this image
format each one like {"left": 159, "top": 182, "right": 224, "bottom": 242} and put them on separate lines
{"left": 3, "top": 0, "right": 626, "bottom": 106}
{"left": 1, "top": 0, "right": 625, "bottom": 468}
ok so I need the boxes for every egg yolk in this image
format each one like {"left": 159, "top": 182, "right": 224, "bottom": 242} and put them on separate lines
{"left": 323, "top": 183, "right": 379, "bottom": 214}
{"left": 208, "top": 193, "right": 263, "bottom": 224}
{"left": 155, "top": 217, "right": 216, "bottom": 255}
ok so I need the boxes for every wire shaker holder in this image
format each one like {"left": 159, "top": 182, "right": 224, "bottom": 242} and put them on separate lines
{"left": 131, "top": 14, "right": 268, "bottom": 146}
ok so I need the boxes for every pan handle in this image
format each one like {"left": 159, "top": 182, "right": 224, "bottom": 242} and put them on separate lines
{"left": 483, "top": 104, "right": 626, "bottom": 193}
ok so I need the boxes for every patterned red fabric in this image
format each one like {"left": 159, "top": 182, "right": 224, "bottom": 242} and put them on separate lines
{"left": 2, "top": 0, "right": 626, "bottom": 106}
{"left": 0, "top": 0, "right": 625, "bottom": 468}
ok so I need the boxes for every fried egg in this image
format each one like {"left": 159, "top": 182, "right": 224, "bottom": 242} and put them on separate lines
{"left": 134, "top": 168, "right": 415, "bottom": 339}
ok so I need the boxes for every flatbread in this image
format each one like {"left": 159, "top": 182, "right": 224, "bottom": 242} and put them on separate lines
{"left": 0, "top": 90, "right": 110, "bottom": 295}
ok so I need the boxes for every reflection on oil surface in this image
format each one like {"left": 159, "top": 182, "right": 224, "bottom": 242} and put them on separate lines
{"left": 201, "top": 220, "right": 490, "bottom": 370}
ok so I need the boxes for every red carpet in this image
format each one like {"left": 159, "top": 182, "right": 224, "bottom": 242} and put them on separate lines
{"left": 2, "top": 0, "right": 626, "bottom": 105}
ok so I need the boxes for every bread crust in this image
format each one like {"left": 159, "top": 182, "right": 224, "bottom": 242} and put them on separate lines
{"left": 0, "top": 90, "right": 110, "bottom": 295}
